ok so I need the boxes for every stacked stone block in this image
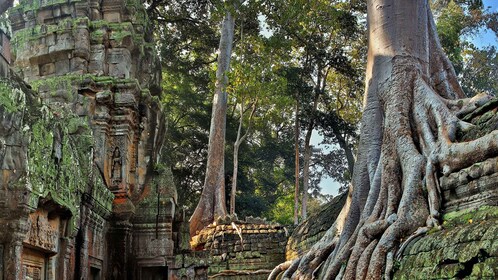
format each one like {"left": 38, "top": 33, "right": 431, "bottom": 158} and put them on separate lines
{"left": 189, "top": 218, "right": 288, "bottom": 279}
{"left": 440, "top": 97, "right": 498, "bottom": 212}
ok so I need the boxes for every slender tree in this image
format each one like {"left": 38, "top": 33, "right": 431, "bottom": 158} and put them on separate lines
{"left": 230, "top": 99, "right": 257, "bottom": 215}
{"left": 293, "top": 101, "right": 300, "bottom": 225}
{"left": 189, "top": 8, "right": 235, "bottom": 237}
{"left": 261, "top": 0, "right": 362, "bottom": 220}
{"left": 271, "top": 0, "right": 498, "bottom": 278}
{"left": 301, "top": 90, "right": 319, "bottom": 220}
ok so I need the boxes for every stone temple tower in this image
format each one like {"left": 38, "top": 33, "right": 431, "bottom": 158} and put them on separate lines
{"left": 0, "top": 0, "right": 179, "bottom": 279}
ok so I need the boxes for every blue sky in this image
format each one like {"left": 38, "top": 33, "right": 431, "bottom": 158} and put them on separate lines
{"left": 320, "top": 0, "right": 498, "bottom": 197}
{"left": 471, "top": 0, "right": 497, "bottom": 48}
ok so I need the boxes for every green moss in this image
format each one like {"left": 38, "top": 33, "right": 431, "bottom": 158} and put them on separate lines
{"left": 442, "top": 206, "right": 498, "bottom": 228}
{"left": 0, "top": 79, "right": 26, "bottom": 113}
{"left": 109, "top": 22, "right": 133, "bottom": 41}
{"left": 25, "top": 105, "right": 112, "bottom": 228}
{"left": 394, "top": 207, "right": 498, "bottom": 280}
{"left": 11, "top": 17, "right": 83, "bottom": 49}
{"left": 31, "top": 74, "right": 80, "bottom": 92}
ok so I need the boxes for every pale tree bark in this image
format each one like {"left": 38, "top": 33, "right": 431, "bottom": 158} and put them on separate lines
{"left": 294, "top": 101, "right": 300, "bottom": 225}
{"left": 301, "top": 89, "right": 320, "bottom": 220}
{"left": 270, "top": 0, "right": 498, "bottom": 279}
{"left": 190, "top": 10, "right": 235, "bottom": 237}
{"left": 230, "top": 100, "right": 257, "bottom": 215}
{"left": 300, "top": 138, "right": 311, "bottom": 220}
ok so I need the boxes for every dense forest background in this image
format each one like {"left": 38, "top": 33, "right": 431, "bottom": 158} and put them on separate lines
{"left": 145, "top": 0, "right": 498, "bottom": 224}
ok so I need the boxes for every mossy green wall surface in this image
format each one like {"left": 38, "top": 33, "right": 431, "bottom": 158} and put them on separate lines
{"left": 394, "top": 206, "right": 498, "bottom": 280}
{"left": 0, "top": 77, "right": 113, "bottom": 231}
{"left": 0, "top": 79, "right": 25, "bottom": 112}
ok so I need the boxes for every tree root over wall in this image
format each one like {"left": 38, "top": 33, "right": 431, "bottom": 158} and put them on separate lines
{"left": 269, "top": 1, "right": 498, "bottom": 279}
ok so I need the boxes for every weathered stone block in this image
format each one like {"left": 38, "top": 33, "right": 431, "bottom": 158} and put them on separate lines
{"left": 39, "top": 62, "right": 55, "bottom": 76}
{"left": 89, "top": 45, "right": 105, "bottom": 75}
{"left": 70, "top": 57, "right": 87, "bottom": 73}
{"left": 107, "top": 48, "right": 131, "bottom": 78}
{"left": 55, "top": 59, "right": 70, "bottom": 75}
{"left": 104, "top": 12, "right": 121, "bottom": 23}
{"left": 45, "top": 34, "right": 56, "bottom": 46}
{"left": 74, "top": 28, "right": 91, "bottom": 60}
{"left": 114, "top": 92, "right": 136, "bottom": 107}
{"left": 48, "top": 32, "right": 75, "bottom": 53}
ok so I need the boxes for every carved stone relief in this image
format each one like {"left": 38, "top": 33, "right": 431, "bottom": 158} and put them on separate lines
{"left": 24, "top": 210, "right": 59, "bottom": 253}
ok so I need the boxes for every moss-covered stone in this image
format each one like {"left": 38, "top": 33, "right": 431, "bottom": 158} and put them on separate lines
{"left": 0, "top": 79, "right": 25, "bottom": 112}
{"left": 458, "top": 97, "right": 498, "bottom": 141}
{"left": 286, "top": 192, "right": 347, "bottom": 260}
{"left": 394, "top": 206, "right": 498, "bottom": 280}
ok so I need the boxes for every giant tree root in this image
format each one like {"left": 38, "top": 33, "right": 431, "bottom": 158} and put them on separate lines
{"left": 272, "top": 58, "right": 497, "bottom": 280}
{"left": 270, "top": 1, "right": 498, "bottom": 279}
{"left": 268, "top": 261, "right": 293, "bottom": 280}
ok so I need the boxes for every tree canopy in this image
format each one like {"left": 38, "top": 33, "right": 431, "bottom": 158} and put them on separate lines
{"left": 148, "top": 0, "right": 498, "bottom": 226}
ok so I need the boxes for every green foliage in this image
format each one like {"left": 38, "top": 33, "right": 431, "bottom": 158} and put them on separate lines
{"left": 0, "top": 80, "right": 25, "bottom": 113}
{"left": 266, "top": 192, "right": 295, "bottom": 225}
{"left": 261, "top": 0, "right": 365, "bottom": 196}
{"left": 152, "top": 0, "right": 365, "bottom": 224}
{"left": 436, "top": 1, "right": 467, "bottom": 73}
{"left": 432, "top": 0, "right": 498, "bottom": 94}
{"left": 461, "top": 45, "right": 498, "bottom": 95}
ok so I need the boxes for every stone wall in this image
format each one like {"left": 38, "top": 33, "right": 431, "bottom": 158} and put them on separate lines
{"left": 393, "top": 206, "right": 498, "bottom": 279}
{"left": 187, "top": 217, "right": 288, "bottom": 280}
{"left": 285, "top": 193, "right": 346, "bottom": 261}
{"left": 442, "top": 97, "right": 498, "bottom": 212}
{"left": 0, "top": 71, "right": 107, "bottom": 280}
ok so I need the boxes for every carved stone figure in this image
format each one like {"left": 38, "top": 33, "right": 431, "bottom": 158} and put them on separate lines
{"left": 111, "top": 147, "right": 122, "bottom": 181}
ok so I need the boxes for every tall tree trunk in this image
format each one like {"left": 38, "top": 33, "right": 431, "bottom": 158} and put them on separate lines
{"left": 230, "top": 100, "right": 256, "bottom": 215}
{"left": 300, "top": 132, "right": 312, "bottom": 220}
{"left": 190, "top": 11, "right": 235, "bottom": 237}
{"left": 271, "top": 0, "right": 498, "bottom": 278}
{"left": 301, "top": 89, "right": 320, "bottom": 220}
{"left": 294, "top": 101, "right": 300, "bottom": 225}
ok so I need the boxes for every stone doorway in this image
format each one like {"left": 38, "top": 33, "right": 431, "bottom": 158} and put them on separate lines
{"left": 141, "top": 266, "right": 168, "bottom": 280}
{"left": 22, "top": 247, "right": 48, "bottom": 280}
{"left": 90, "top": 266, "right": 101, "bottom": 280}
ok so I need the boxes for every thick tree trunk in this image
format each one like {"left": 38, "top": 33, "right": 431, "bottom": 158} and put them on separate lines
{"left": 270, "top": 0, "right": 498, "bottom": 278}
{"left": 190, "top": 11, "right": 235, "bottom": 237}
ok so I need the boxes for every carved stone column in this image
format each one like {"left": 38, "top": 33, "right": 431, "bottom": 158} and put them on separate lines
{"left": 4, "top": 240, "right": 23, "bottom": 280}
{"left": 107, "top": 221, "right": 132, "bottom": 280}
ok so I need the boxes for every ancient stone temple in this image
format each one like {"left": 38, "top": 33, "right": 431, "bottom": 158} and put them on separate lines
{"left": 0, "top": 0, "right": 179, "bottom": 279}
{"left": 0, "top": 0, "right": 291, "bottom": 279}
